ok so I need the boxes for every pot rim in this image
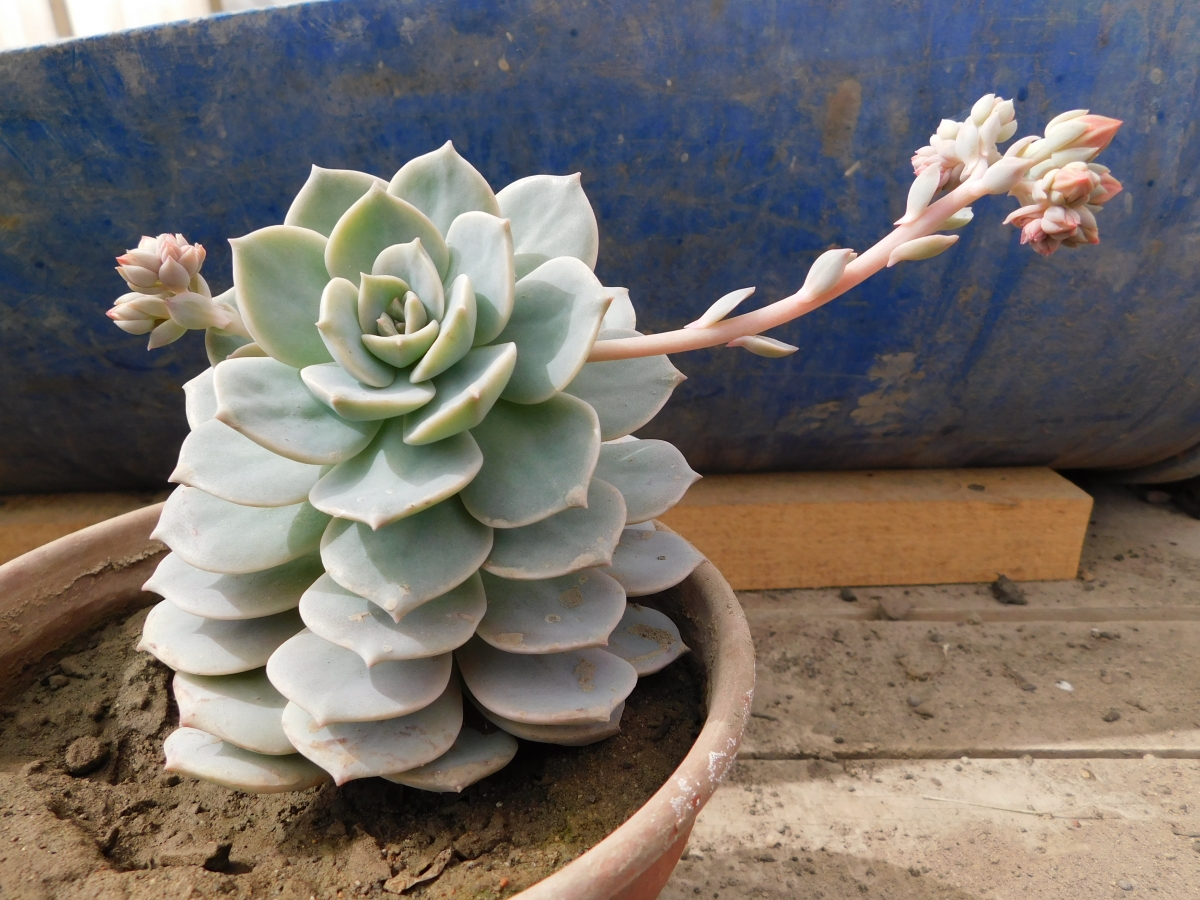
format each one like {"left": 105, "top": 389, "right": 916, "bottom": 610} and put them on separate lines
{"left": 0, "top": 505, "right": 754, "bottom": 900}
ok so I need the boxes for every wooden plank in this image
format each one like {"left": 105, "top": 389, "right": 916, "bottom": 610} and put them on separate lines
{"left": 657, "top": 468, "right": 1092, "bottom": 590}
{"left": 0, "top": 492, "right": 166, "bottom": 565}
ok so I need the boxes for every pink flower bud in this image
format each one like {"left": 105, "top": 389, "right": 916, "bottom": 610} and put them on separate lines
{"left": 1047, "top": 163, "right": 1095, "bottom": 205}
{"left": 158, "top": 256, "right": 191, "bottom": 292}
{"left": 1091, "top": 172, "right": 1123, "bottom": 205}
{"left": 1072, "top": 114, "right": 1122, "bottom": 153}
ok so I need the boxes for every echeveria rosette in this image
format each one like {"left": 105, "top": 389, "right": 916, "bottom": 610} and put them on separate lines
{"left": 128, "top": 143, "right": 702, "bottom": 793}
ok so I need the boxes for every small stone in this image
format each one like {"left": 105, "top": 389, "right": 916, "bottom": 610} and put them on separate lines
{"left": 908, "top": 866, "right": 922, "bottom": 876}
{"left": 98, "top": 825, "right": 120, "bottom": 855}
{"left": 84, "top": 699, "right": 108, "bottom": 721}
{"left": 878, "top": 597, "right": 913, "bottom": 621}
{"left": 1118, "top": 879, "right": 1134, "bottom": 891}
{"left": 64, "top": 736, "right": 110, "bottom": 776}
{"left": 913, "top": 707, "right": 935, "bottom": 719}
{"left": 47, "top": 674, "right": 70, "bottom": 690}
{"left": 927, "top": 630, "right": 943, "bottom": 643}
{"left": 157, "top": 839, "right": 232, "bottom": 872}
{"left": 839, "top": 587, "right": 858, "bottom": 602}
{"left": 59, "top": 655, "right": 90, "bottom": 678}
{"left": 1192, "top": 840, "right": 1200, "bottom": 854}
{"left": 966, "top": 613, "right": 983, "bottom": 626}
{"left": 907, "top": 695, "right": 922, "bottom": 708}
{"left": 833, "top": 736, "right": 845, "bottom": 744}
{"left": 1102, "top": 709, "right": 1122, "bottom": 723}
{"left": 990, "top": 575, "right": 1027, "bottom": 606}
{"left": 1113, "top": 553, "right": 1125, "bottom": 561}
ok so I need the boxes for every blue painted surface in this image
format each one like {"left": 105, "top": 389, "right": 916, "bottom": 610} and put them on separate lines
{"left": 0, "top": 0, "right": 1196, "bottom": 491}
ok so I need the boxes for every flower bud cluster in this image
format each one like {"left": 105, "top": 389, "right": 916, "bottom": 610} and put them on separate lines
{"left": 107, "top": 233, "right": 244, "bottom": 348}
{"left": 911, "top": 94, "right": 1017, "bottom": 191}
{"left": 999, "top": 111, "right": 1123, "bottom": 256}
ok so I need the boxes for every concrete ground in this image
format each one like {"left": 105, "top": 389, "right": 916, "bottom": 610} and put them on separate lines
{"left": 662, "top": 483, "right": 1200, "bottom": 899}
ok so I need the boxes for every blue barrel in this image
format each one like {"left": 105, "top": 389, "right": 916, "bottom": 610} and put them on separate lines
{"left": 0, "top": 0, "right": 1194, "bottom": 492}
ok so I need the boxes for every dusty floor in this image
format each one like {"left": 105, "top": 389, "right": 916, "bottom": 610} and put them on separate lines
{"left": 662, "top": 482, "right": 1200, "bottom": 899}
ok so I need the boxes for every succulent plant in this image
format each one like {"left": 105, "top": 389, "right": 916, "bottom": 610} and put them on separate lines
{"left": 109, "top": 94, "right": 1123, "bottom": 795}
{"left": 126, "top": 143, "right": 703, "bottom": 793}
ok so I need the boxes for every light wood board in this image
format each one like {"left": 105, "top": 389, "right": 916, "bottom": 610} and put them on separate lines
{"left": 657, "top": 468, "right": 1092, "bottom": 589}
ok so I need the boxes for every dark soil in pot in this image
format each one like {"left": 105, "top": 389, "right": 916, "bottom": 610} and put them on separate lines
{"left": 0, "top": 604, "right": 703, "bottom": 900}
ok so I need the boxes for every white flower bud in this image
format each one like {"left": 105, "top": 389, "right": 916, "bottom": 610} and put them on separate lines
{"left": 970, "top": 94, "right": 996, "bottom": 126}
{"left": 896, "top": 163, "right": 943, "bottom": 225}
{"left": 936, "top": 119, "right": 960, "bottom": 140}
{"left": 979, "top": 157, "right": 1033, "bottom": 194}
{"left": 996, "top": 99, "right": 1015, "bottom": 124}
{"left": 1041, "top": 119, "right": 1089, "bottom": 154}
{"left": 159, "top": 256, "right": 191, "bottom": 293}
{"left": 955, "top": 118, "right": 981, "bottom": 165}
{"left": 1044, "top": 108, "right": 1088, "bottom": 131}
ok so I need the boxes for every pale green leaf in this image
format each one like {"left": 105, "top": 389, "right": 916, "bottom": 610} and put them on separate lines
{"left": 388, "top": 141, "right": 501, "bottom": 236}
{"left": 444, "top": 211, "right": 516, "bottom": 345}
{"left": 477, "top": 568, "right": 625, "bottom": 654}
{"left": 214, "top": 357, "right": 380, "bottom": 463}
{"left": 231, "top": 225, "right": 333, "bottom": 369}
{"left": 299, "top": 572, "right": 485, "bottom": 665}
{"left": 470, "top": 698, "right": 622, "bottom": 746}
{"left": 309, "top": 419, "right": 482, "bottom": 529}
{"left": 495, "top": 257, "right": 612, "bottom": 404}
{"left": 267, "top": 631, "right": 451, "bottom": 726}
{"left": 403, "top": 344, "right": 516, "bottom": 445}
{"left": 565, "top": 328, "right": 686, "bottom": 440}
{"left": 372, "top": 239, "right": 445, "bottom": 321}
{"left": 495, "top": 173, "right": 599, "bottom": 278}
{"left": 170, "top": 418, "right": 324, "bottom": 508}
{"left": 281, "top": 679, "right": 462, "bottom": 785}
{"left": 183, "top": 367, "right": 217, "bottom": 429}
{"left": 593, "top": 438, "right": 700, "bottom": 524}
{"left": 173, "top": 669, "right": 295, "bottom": 756}
{"left": 483, "top": 478, "right": 625, "bottom": 579}
{"left": 600, "top": 286, "right": 636, "bottom": 331}
{"left": 300, "top": 362, "right": 435, "bottom": 422}
{"left": 459, "top": 394, "right": 599, "bottom": 528}
{"left": 152, "top": 486, "right": 330, "bottom": 575}
{"left": 384, "top": 727, "right": 517, "bottom": 792}
{"left": 606, "top": 602, "right": 688, "bottom": 676}
{"left": 456, "top": 638, "right": 635, "bottom": 724}
{"left": 138, "top": 600, "right": 303, "bottom": 675}
{"left": 316, "top": 277, "right": 396, "bottom": 387}
{"left": 144, "top": 552, "right": 323, "bottom": 621}
{"left": 357, "top": 273, "right": 409, "bottom": 335}
{"left": 411, "top": 274, "right": 476, "bottom": 382}
{"left": 284, "top": 165, "right": 386, "bottom": 237}
{"left": 599, "top": 526, "right": 704, "bottom": 596}
{"left": 163, "top": 727, "right": 327, "bottom": 793}
{"left": 321, "top": 497, "right": 493, "bottom": 620}
{"left": 361, "top": 320, "right": 440, "bottom": 369}
{"left": 326, "top": 185, "right": 449, "bottom": 285}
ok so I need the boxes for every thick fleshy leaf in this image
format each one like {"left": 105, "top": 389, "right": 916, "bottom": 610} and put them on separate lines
{"left": 309, "top": 420, "right": 481, "bottom": 529}
{"left": 599, "top": 527, "right": 704, "bottom": 596}
{"left": 357, "top": 273, "right": 409, "bottom": 334}
{"left": 600, "top": 287, "right": 636, "bottom": 331}
{"left": 477, "top": 569, "right": 625, "bottom": 654}
{"left": 138, "top": 601, "right": 302, "bottom": 675}
{"left": 606, "top": 603, "right": 688, "bottom": 675}
{"left": 299, "top": 572, "right": 485, "bottom": 665}
{"left": 411, "top": 274, "right": 476, "bottom": 382}
{"left": 321, "top": 497, "right": 493, "bottom": 620}
{"left": 495, "top": 258, "right": 612, "bottom": 404}
{"left": 372, "top": 239, "right": 445, "bottom": 321}
{"left": 163, "top": 727, "right": 327, "bottom": 794}
{"left": 152, "top": 487, "right": 330, "bottom": 575}
{"left": 483, "top": 479, "right": 625, "bottom": 580}
{"left": 326, "top": 185, "right": 449, "bottom": 285}
{"left": 403, "top": 344, "right": 517, "bottom": 445}
{"left": 215, "top": 357, "right": 380, "bottom": 463}
{"left": 496, "top": 173, "right": 599, "bottom": 278}
{"left": 205, "top": 328, "right": 254, "bottom": 366}
{"left": 362, "top": 320, "right": 440, "bottom": 370}
{"left": 267, "top": 630, "right": 452, "bottom": 727}
{"left": 284, "top": 166, "right": 386, "bottom": 237}
{"left": 144, "top": 552, "right": 322, "bottom": 621}
{"left": 174, "top": 669, "right": 295, "bottom": 755}
{"left": 281, "top": 679, "right": 462, "bottom": 785}
{"left": 593, "top": 438, "right": 700, "bottom": 524}
{"left": 384, "top": 726, "right": 517, "bottom": 792}
{"left": 444, "top": 212, "right": 516, "bottom": 345}
{"left": 471, "top": 696, "right": 623, "bottom": 746}
{"left": 299, "top": 363, "right": 435, "bottom": 423}
{"left": 231, "top": 225, "right": 333, "bottom": 369}
{"left": 565, "top": 329, "right": 686, "bottom": 440}
{"left": 317, "top": 277, "right": 396, "bottom": 387}
{"left": 457, "top": 638, "right": 635, "bottom": 725}
{"left": 170, "top": 419, "right": 324, "bottom": 508}
{"left": 388, "top": 142, "right": 501, "bottom": 236}
{"left": 183, "top": 367, "right": 217, "bottom": 429}
{"left": 459, "top": 395, "right": 599, "bottom": 528}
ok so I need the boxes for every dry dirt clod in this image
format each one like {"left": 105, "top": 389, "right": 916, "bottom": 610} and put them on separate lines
{"left": 385, "top": 846, "right": 455, "bottom": 894}
{"left": 84, "top": 698, "right": 108, "bottom": 721}
{"left": 1102, "top": 709, "right": 1122, "bottom": 723}
{"left": 454, "top": 813, "right": 508, "bottom": 860}
{"left": 990, "top": 575, "right": 1027, "bottom": 605}
{"left": 64, "top": 736, "right": 110, "bottom": 776}
{"left": 839, "top": 588, "right": 858, "bottom": 602}
{"left": 156, "top": 838, "right": 232, "bottom": 871}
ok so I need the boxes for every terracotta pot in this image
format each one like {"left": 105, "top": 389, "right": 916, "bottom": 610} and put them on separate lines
{"left": 0, "top": 505, "right": 754, "bottom": 900}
